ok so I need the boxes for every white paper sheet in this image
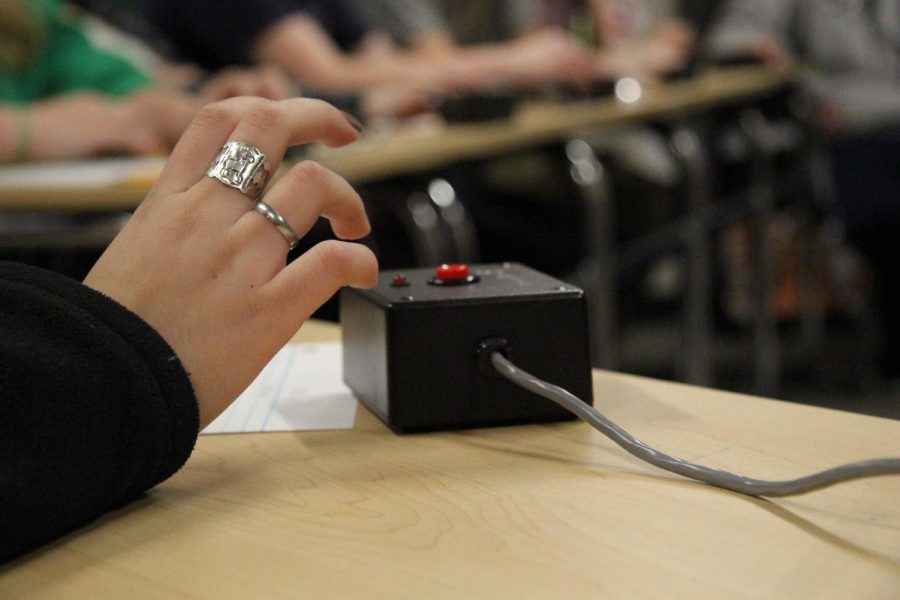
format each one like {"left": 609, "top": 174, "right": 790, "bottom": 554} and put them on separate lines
{"left": 201, "top": 342, "right": 357, "bottom": 434}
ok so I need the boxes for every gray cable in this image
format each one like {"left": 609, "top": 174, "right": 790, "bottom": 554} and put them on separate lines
{"left": 490, "top": 352, "right": 900, "bottom": 497}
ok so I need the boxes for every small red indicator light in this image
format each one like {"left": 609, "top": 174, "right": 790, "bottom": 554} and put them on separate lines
{"left": 391, "top": 274, "right": 410, "bottom": 287}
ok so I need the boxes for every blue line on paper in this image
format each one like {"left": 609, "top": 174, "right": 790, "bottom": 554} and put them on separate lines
{"left": 260, "top": 345, "right": 299, "bottom": 430}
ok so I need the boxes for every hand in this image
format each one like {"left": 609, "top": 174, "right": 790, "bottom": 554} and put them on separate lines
{"left": 653, "top": 20, "right": 696, "bottom": 53}
{"left": 640, "top": 37, "right": 691, "bottom": 76}
{"left": 753, "top": 36, "right": 793, "bottom": 73}
{"left": 27, "top": 93, "right": 173, "bottom": 160}
{"left": 133, "top": 66, "right": 298, "bottom": 149}
{"left": 438, "top": 28, "right": 596, "bottom": 92}
{"left": 198, "top": 65, "right": 296, "bottom": 103}
{"left": 507, "top": 28, "right": 594, "bottom": 86}
{"left": 84, "top": 98, "right": 378, "bottom": 427}
{"left": 361, "top": 84, "right": 436, "bottom": 119}
{"left": 595, "top": 38, "right": 690, "bottom": 82}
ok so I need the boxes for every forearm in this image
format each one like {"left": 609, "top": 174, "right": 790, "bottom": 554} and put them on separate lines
{"left": 407, "top": 32, "right": 458, "bottom": 59}
{"left": 436, "top": 45, "right": 530, "bottom": 87}
{"left": 14, "top": 91, "right": 193, "bottom": 162}
{"left": 252, "top": 15, "right": 437, "bottom": 92}
{"left": 441, "top": 31, "right": 590, "bottom": 88}
{"left": 24, "top": 94, "right": 129, "bottom": 160}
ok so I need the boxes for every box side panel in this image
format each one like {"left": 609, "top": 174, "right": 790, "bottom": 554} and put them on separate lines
{"left": 340, "top": 290, "right": 389, "bottom": 422}
{"left": 387, "top": 296, "right": 592, "bottom": 432}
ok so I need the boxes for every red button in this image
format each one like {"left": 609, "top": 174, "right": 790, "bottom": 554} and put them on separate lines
{"left": 436, "top": 263, "right": 470, "bottom": 281}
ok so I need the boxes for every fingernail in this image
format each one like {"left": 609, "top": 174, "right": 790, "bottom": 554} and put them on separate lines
{"left": 343, "top": 111, "right": 364, "bottom": 133}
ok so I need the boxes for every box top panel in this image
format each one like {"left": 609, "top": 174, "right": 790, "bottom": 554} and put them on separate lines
{"left": 352, "top": 263, "right": 585, "bottom": 308}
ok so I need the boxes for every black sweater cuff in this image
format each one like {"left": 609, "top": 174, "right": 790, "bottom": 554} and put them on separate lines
{"left": 0, "top": 262, "right": 199, "bottom": 563}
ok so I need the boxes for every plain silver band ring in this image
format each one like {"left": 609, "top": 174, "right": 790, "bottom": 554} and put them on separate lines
{"left": 254, "top": 200, "right": 299, "bottom": 250}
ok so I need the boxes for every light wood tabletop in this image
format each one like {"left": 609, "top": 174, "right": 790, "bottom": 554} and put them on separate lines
{"left": 1, "top": 321, "right": 897, "bottom": 598}
{"left": 0, "top": 67, "right": 790, "bottom": 213}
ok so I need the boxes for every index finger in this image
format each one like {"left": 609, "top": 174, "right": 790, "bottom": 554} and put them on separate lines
{"left": 154, "top": 97, "right": 360, "bottom": 196}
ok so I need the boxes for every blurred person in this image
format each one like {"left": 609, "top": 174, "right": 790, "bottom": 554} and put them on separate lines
{"left": 352, "top": 0, "right": 697, "bottom": 92}
{"left": 352, "top": 0, "right": 539, "bottom": 56}
{"left": 0, "top": 0, "right": 293, "bottom": 162}
{"left": 350, "top": 0, "right": 601, "bottom": 89}
{"left": 144, "top": 0, "right": 466, "bottom": 95}
{"left": 706, "top": 0, "right": 900, "bottom": 132}
{"left": 142, "top": 0, "right": 598, "bottom": 101}
{"left": 385, "top": 0, "right": 697, "bottom": 80}
{"left": 590, "top": 0, "right": 696, "bottom": 80}
{"left": 0, "top": 0, "right": 297, "bottom": 293}
{"left": 1, "top": 96, "right": 377, "bottom": 563}
{"left": 579, "top": 0, "right": 698, "bottom": 197}
{"left": 0, "top": 0, "right": 177, "bottom": 160}
{"left": 706, "top": 0, "right": 900, "bottom": 378}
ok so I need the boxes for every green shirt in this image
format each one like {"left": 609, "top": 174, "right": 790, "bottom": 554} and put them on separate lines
{"left": 0, "top": 0, "right": 152, "bottom": 103}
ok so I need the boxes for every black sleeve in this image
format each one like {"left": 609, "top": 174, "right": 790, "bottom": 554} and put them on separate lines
{"left": 144, "top": 0, "right": 371, "bottom": 70}
{"left": 0, "top": 262, "right": 199, "bottom": 564}
{"left": 305, "top": 0, "right": 371, "bottom": 50}
{"left": 144, "top": 0, "right": 305, "bottom": 69}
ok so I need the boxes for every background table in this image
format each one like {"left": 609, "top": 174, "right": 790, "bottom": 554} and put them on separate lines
{"left": 0, "top": 67, "right": 790, "bottom": 212}
{"left": 314, "top": 66, "right": 791, "bottom": 183}
{"left": 1, "top": 321, "right": 897, "bottom": 598}
{"left": 0, "top": 156, "right": 165, "bottom": 213}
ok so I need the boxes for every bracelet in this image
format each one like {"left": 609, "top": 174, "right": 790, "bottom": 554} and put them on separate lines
{"left": 11, "top": 107, "right": 32, "bottom": 163}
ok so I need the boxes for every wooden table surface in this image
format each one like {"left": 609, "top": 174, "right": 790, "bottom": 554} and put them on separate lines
{"left": 0, "top": 67, "right": 790, "bottom": 213}
{"left": 1, "top": 321, "right": 897, "bottom": 599}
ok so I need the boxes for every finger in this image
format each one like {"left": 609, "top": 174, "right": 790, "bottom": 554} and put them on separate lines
{"left": 154, "top": 97, "right": 360, "bottom": 196}
{"left": 152, "top": 96, "right": 261, "bottom": 195}
{"left": 195, "top": 97, "right": 363, "bottom": 229}
{"left": 225, "top": 97, "right": 360, "bottom": 174}
{"left": 228, "top": 162, "right": 370, "bottom": 279}
{"left": 232, "top": 160, "right": 369, "bottom": 250}
{"left": 264, "top": 240, "right": 378, "bottom": 321}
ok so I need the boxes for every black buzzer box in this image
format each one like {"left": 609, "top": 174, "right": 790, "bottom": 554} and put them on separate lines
{"left": 341, "top": 263, "right": 594, "bottom": 433}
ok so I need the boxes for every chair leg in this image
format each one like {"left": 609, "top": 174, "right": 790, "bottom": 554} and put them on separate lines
{"left": 669, "top": 125, "right": 715, "bottom": 387}
{"left": 740, "top": 109, "right": 781, "bottom": 396}
{"left": 565, "top": 138, "right": 619, "bottom": 370}
{"left": 425, "top": 178, "right": 480, "bottom": 265}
